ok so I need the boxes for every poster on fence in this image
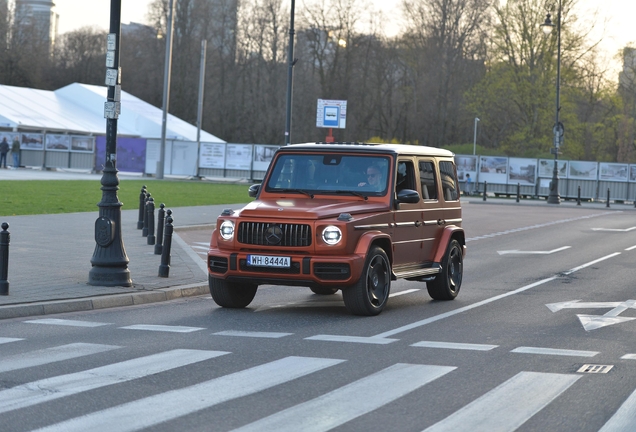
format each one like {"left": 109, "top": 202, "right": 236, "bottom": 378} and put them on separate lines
{"left": 508, "top": 158, "right": 536, "bottom": 185}
{"left": 478, "top": 156, "right": 507, "bottom": 184}
{"left": 569, "top": 161, "right": 597, "bottom": 180}
{"left": 45, "top": 134, "right": 70, "bottom": 151}
{"left": 226, "top": 144, "right": 253, "bottom": 170}
{"left": 455, "top": 155, "right": 478, "bottom": 182}
{"left": 199, "top": 143, "right": 226, "bottom": 169}
{"left": 20, "top": 133, "right": 44, "bottom": 150}
{"left": 630, "top": 165, "right": 636, "bottom": 182}
{"left": 71, "top": 136, "right": 95, "bottom": 153}
{"left": 538, "top": 159, "right": 567, "bottom": 178}
{"left": 599, "top": 163, "right": 628, "bottom": 182}
{"left": 253, "top": 145, "right": 278, "bottom": 172}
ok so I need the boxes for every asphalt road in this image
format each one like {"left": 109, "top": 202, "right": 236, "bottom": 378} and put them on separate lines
{"left": 1, "top": 202, "right": 636, "bottom": 431}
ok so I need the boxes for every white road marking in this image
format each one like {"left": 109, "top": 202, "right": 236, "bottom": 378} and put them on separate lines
{"left": 625, "top": 245, "right": 636, "bottom": 251}
{"left": 0, "top": 337, "right": 23, "bottom": 344}
{"left": 563, "top": 253, "right": 621, "bottom": 275}
{"left": 372, "top": 277, "right": 557, "bottom": 339}
{"left": 412, "top": 341, "right": 498, "bottom": 351}
{"left": 423, "top": 372, "right": 580, "bottom": 432}
{"left": 213, "top": 330, "right": 292, "bottom": 338}
{"left": 305, "top": 335, "right": 398, "bottom": 345}
{"left": 599, "top": 388, "right": 636, "bottom": 431}
{"left": 0, "top": 343, "right": 120, "bottom": 373}
{"left": 24, "top": 318, "right": 110, "bottom": 327}
{"left": 547, "top": 299, "right": 636, "bottom": 331}
{"left": 511, "top": 347, "right": 598, "bottom": 357}
{"left": 497, "top": 246, "right": 571, "bottom": 255}
{"left": 232, "top": 364, "right": 456, "bottom": 432}
{"left": 621, "top": 354, "right": 636, "bottom": 360}
{"left": 313, "top": 251, "right": 622, "bottom": 341}
{"left": 466, "top": 212, "right": 615, "bottom": 242}
{"left": 592, "top": 226, "right": 636, "bottom": 232}
{"left": 192, "top": 245, "right": 208, "bottom": 251}
{"left": 0, "top": 349, "right": 228, "bottom": 415}
{"left": 34, "top": 356, "right": 344, "bottom": 432}
{"left": 119, "top": 324, "right": 205, "bottom": 333}
{"left": 390, "top": 288, "right": 420, "bottom": 297}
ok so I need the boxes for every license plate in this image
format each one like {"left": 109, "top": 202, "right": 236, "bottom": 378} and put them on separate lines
{"left": 246, "top": 255, "right": 291, "bottom": 268}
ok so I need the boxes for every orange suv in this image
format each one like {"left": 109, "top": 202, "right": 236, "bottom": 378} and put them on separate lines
{"left": 207, "top": 143, "right": 466, "bottom": 315}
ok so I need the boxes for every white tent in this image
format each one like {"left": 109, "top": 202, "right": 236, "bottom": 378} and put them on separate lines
{"left": 0, "top": 83, "right": 225, "bottom": 143}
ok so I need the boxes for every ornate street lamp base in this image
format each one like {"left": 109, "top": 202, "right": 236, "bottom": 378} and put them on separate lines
{"left": 88, "top": 266, "right": 132, "bottom": 287}
{"left": 547, "top": 173, "right": 561, "bottom": 204}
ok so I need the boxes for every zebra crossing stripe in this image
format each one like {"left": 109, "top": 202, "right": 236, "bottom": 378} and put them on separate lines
{"left": 119, "top": 324, "right": 205, "bottom": 333}
{"left": 34, "top": 356, "right": 344, "bottom": 432}
{"left": 0, "top": 337, "right": 23, "bottom": 344}
{"left": 0, "top": 349, "right": 228, "bottom": 415}
{"left": 422, "top": 371, "right": 580, "bottom": 432}
{"left": 0, "top": 343, "right": 120, "bottom": 373}
{"left": 599, "top": 388, "right": 636, "bottom": 431}
{"left": 232, "top": 363, "right": 456, "bottom": 432}
{"left": 24, "top": 318, "right": 110, "bottom": 327}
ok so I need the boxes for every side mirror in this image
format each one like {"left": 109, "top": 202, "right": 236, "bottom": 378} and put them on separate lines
{"left": 396, "top": 189, "right": 420, "bottom": 204}
{"left": 248, "top": 183, "right": 261, "bottom": 198}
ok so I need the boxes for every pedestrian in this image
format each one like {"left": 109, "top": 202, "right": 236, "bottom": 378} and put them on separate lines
{"left": 11, "top": 136, "right": 20, "bottom": 169}
{"left": 0, "top": 137, "right": 9, "bottom": 168}
{"left": 464, "top": 173, "right": 473, "bottom": 195}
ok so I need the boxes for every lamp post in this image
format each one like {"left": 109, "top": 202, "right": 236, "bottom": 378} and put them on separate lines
{"left": 542, "top": 1, "right": 562, "bottom": 204}
{"left": 284, "top": 0, "right": 296, "bottom": 145}
{"left": 473, "top": 117, "right": 480, "bottom": 155}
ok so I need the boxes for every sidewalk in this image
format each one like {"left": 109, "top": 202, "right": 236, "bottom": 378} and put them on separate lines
{"left": 0, "top": 167, "right": 248, "bottom": 320}
{"left": 0, "top": 168, "right": 633, "bottom": 320}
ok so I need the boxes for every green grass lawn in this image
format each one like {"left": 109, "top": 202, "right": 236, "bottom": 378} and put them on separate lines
{"left": 0, "top": 179, "right": 253, "bottom": 216}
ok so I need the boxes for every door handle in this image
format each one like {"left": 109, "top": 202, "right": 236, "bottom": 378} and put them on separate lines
{"left": 437, "top": 219, "right": 445, "bottom": 225}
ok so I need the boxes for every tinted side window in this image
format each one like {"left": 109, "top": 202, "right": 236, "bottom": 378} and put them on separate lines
{"left": 419, "top": 161, "right": 438, "bottom": 200}
{"left": 396, "top": 161, "right": 416, "bottom": 192}
{"left": 439, "top": 161, "right": 459, "bottom": 201}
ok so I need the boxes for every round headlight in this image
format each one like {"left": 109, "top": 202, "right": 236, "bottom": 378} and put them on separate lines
{"left": 219, "top": 220, "right": 235, "bottom": 240}
{"left": 322, "top": 226, "right": 342, "bottom": 245}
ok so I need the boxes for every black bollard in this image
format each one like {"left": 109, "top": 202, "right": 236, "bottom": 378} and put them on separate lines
{"left": 483, "top": 181, "right": 487, "bottom": 201}
{"left": 607, "top": 188, "right": 610, "bottom": 208}
{"left": 577, "top": 185, "right": 581, "bottom": 206}
{"left": 147, "top": 197, "right": 156, "bottom": 245}
{"left": 0, "top": 222, "right": 9, "bottom": 295}
{"left": 159, "top": 211, "right": 173, "bottom": 277}
{"left": 516, "top": 183, "right": 520, "bottom": 203}
{"left": 142, "top": 192, "right": 151, "bottom": 237}
{"left": 137, "top": 185, "right": 147, "bottom": 229}
{"left": 154, "top": 203, "right": 165, "bottom": 255}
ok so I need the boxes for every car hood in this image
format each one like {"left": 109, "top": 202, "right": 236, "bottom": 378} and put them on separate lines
{"left": 237, "top": 198, "right": 389, "bottom": 220}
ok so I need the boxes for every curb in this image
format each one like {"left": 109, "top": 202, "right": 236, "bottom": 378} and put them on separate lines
{"left": 0, "top": 282, "right": 209, "bottom": 320}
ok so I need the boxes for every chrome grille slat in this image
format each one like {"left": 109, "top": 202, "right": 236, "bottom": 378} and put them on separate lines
{"left": 238, "top": 222, "right": 312, "bottom": 247}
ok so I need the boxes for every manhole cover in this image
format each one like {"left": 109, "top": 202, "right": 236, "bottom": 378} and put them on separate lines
{"left": 577, "top": 364, "right": 613, "bottom": 374}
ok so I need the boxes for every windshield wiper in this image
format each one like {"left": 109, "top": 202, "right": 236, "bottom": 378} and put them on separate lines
{"left": 279, "top": 188, "right": 314, "bottom": 198}
{"left": 333, "top": 190, "right": 368, "bottom": 200}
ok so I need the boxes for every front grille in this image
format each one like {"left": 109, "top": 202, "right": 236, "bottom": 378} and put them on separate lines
{"left": 239, "top": 259, "right": 301, "bottom": 274}
{"left": 238, "top": 222, "right": 312, "bottom": 247}
{"left": 208, "top": 256, "right": 228, "bottom": 274}
{"left": 314, "top": 263, "right": 351, "bottom": 280}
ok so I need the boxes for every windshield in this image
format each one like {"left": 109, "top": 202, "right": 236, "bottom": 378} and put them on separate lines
{"left": 266, "top": 153, "right": 390, "bottom": 196}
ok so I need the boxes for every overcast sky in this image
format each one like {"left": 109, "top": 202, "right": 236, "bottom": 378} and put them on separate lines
{"left": 52, "top": 0, "right": 635, "bottom": 79}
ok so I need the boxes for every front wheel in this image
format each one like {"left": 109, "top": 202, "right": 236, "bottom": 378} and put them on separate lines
{"left": 427, "top": 239, "right": 463, "bottom": 300}
{"left": 342, "top": 246, "right": 391, "bottom": 316}
{"left": 209, "top": 276, "right": 257, "bottom": 308}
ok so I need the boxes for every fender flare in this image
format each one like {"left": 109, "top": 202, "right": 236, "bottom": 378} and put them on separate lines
{"left": 432, "top": 226, "right": 465, "bottom": 263}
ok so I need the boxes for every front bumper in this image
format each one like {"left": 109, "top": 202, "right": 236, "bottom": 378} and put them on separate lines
{"left": 208, "top": 249, "right": 366, "bottom": 288}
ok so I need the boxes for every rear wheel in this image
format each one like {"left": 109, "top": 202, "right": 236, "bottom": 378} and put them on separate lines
{"left": 209, "top": 276, "right": 257, "bottom": 308}
{"left": 342, "top": 246, "right": 391, "bottom": 316}
{"left": 310, "top": 286, "right": 339, "bottom": 295}
{"left": 427, "top": 239, "right": 462, "bottom": 300}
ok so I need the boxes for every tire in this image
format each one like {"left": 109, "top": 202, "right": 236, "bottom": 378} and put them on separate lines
{"left": 209, "top": 276, "right": 257, "bottom": 308}
{"left": 427, "top": 239, "right": 463, "bottom": 300}
{"left": 342, "top": 246, "right": 391, "bottom": 316}
{"left": 310, "top": 286, "right": 339, "bottom": 295}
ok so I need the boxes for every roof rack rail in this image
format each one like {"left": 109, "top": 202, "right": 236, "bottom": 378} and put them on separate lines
{"left": 313, "top": 141, "right": 370, "bottom": 145}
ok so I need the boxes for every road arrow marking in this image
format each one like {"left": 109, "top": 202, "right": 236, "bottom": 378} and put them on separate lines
{"left": 546, "top": 299, "right": 636, "bottom": 331}
{"left": 592, "top": 227, "right": 636, "bottom": 232}
{"left": 498, "top": 246, "right": 571, "bottom": 255}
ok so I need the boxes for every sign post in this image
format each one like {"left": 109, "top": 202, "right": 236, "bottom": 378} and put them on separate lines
{"left": 88, "top": 0, "right": 131, "bottom": 287}
{"left": 316, "top": 99, "right": 347, "bottom": 142}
